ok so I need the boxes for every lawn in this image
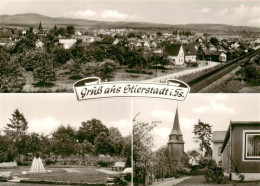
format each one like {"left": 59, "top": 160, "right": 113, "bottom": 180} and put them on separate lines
{"left": 1, "top": 166, "right": 111, "bottom": 184}
{"left": 175, "top": 175, "right": 260, "bottom": 186}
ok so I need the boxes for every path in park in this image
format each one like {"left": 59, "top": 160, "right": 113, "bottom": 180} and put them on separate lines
{"left": 152, "top": 176, "right": 191, "bottom": 186}
{"left": 95, "top": 168, "right": 121, "bottom": 175}
{"left": 0, "top": 171, "right": 11, "bottom": 177}
{"left": 142, "top": 62, "right": 219, "bottom": 83}
{"left": 63, "top": 168, "right": 81, "bottom": 173}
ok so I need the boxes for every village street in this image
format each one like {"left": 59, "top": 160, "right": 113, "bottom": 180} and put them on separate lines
{"left": 142, "top": 61, "right": 219, "bottom": 83}
{"left": 152, "top": 177, "right": 191, "bottom": 186}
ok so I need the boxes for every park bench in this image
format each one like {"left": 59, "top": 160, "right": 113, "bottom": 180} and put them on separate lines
{"left": 112, "top": 162, "right": 125, "bottom": 171}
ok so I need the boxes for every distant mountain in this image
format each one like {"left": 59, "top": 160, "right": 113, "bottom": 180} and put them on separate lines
{"left": 1, "top": 13, "right": 260, "bottom": 32}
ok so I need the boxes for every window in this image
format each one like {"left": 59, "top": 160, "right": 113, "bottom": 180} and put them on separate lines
{"left": 218, "top": 147, "right": 222, "bottom": 156}
{"left": 244, "top": 131, "right": 260, "bottom": 161}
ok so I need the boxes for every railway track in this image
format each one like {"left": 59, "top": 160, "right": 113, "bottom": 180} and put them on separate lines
{"left": 187, "top": 49, "right": 260, "bottom": 93}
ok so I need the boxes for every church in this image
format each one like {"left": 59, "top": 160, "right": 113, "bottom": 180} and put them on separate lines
{"left": 167, "top": 108, "right": 185, "bottom": 161}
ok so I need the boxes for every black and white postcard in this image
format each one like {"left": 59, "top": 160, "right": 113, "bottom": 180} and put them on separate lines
{"left": 0, "top": 0, "right": 260, "bottom": 185}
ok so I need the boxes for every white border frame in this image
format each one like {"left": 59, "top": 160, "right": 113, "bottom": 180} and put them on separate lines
{"left": 242, "top": 130, "right": 260, "bottom": 162}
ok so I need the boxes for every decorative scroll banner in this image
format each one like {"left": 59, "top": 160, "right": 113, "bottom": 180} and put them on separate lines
{"left": 73, "top": 77, "right": 190, "bottom": 101}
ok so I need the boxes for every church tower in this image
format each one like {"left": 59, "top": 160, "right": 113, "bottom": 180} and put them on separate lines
{"left": 167, "top": 108, "right": 185, "bottom": 161}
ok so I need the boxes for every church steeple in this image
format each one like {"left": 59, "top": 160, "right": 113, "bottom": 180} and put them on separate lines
{"left": 170, "top": 107, "right": 182, "bottom": 135}
{"left": 167, "top": 107, "right": 185, "bottom": 161}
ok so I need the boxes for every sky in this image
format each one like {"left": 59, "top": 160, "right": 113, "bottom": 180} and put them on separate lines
{"left": 1, "top": 0, "right": 260, "bottom": 27}
{"left": 133, "top": 93, "right": 260, "bottom": 152}
{"left": 0, "top": 94, "right": 133, "bottom": 137}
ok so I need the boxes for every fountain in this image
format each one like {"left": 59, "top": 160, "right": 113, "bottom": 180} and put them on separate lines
{"left": 29, "top": 156, "right": 45, "bottom": 173}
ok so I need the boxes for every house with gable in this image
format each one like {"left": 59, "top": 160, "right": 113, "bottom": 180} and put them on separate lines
{"left": 35, "top": 39, "right": 44, "bottom": 48}
{"left": 212, "top": 131, "right": 226, "bottom": 166}
{"left": 219, "top": 52, "right": 227, "bottom": 62}
{"left": 221, "top": 121, "right": 260, "bottom": 181}
{"left": 184, "top": 44, "right": 197, "bottom": 63}
{"left": 164, "top": 44, "right": 185, "bottom": 65}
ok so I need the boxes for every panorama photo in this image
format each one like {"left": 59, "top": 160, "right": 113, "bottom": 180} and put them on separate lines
{"left": 0, "top": 0, "right": 260, "bottom": 93}
{"left": 0, "top": 94, "right": 132, "bottom": 185}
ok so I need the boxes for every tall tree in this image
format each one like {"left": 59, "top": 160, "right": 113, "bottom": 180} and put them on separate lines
{"left": 4, "top": 109, "right": 28, "bottom": 160}
{"left": 66, "top": 25, "right": 75, "bottom": 36}
{"left": 109, "top": 127, "right": 124, "bottom": 155}
{"left": 193, "top": 120, "right": 212, "bottom": 157}
{"left": 0, "top": 51, "right": 25, "bottom": 92}
{"left": 52, "top": 125, "right": 78, "bottom": 157}
{"left": 94, "top": 132, "right": 115, "bottom": 155}
{"left": 5, "top": 109, "right": 28, "bottom": 135}
{"left": 133, "top": 115, "right": 157, "bottom": 185}
{"left": 77, "top": 119, "right": 109, "bottom": 144}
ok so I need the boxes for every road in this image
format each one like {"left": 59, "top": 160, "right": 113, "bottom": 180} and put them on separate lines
{"left": 152, "top": 177, "right": 191, "bottom": 186}
{"left": 142, "top": 62, "right": 219, "bottom": 83}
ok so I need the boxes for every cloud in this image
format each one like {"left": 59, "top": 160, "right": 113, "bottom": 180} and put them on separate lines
{"left": 218, "top": 8, "right": 229, "bottom": 16}
{"left": 153, "top": 127, "right": 171, "bottom": 139}
{"left": 101, "top": 10, "right": 137, "bottom": 20}
{"left": 217, "top": 4, "right": 260, "bottom": 27}
{"left": 66, "top": 9, "right": 96, "bottom": 19}
{"left": 213, "top": 94, "right": 229, "bottom": 101}
{"left": 249, "top": 18, "right": 260, "bottom": 25}
{"left": 180, "top": 117, "right": 197, "bottom": 130}
{"left": 112, "top": 119, "right": 132, "bottom": 137}
{"left": 192, "top": 100, "right": 235, "bottom": 114}
{"left": 64, "top": 9, "right": 137, "bottom": 21}
{"left": 151, "top": 109, "right": 173, "bottom": 119}
{"left": 28, "top": 117, "right": 61, "bottom": 135}
{"left": 195, "top": 8, "right": 211, "bottom": 13}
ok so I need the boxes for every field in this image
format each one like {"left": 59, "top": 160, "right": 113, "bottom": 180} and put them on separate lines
{"left": 21, "top": 65, "right": 194, "bottom": 93}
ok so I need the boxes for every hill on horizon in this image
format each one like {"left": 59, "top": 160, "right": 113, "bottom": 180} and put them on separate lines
{"left": 1, "top": 13, "right": 260, "bottom": 32}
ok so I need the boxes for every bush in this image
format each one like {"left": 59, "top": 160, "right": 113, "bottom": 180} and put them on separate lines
{"left": 17, "top": 161, "right": 29, "bottom": 166}
{"left": 33, "top": 81, "right": 55, "bottom": 87}
{"left": 45, "top": 159, "right": 57, "bottom": 166}
{"left": 123, "top": 173, "right": 132, "bottom": 182}
{"left": 198, "top": 158, "right": 226, "bottom": 184}
{"left": 69, "top": 75, "right": 83, "bottom": 80}
{"left": 97, "top": 160, "right": 113, "bottom": 167}
{"left": 114, "top": 175, "right": 128, "bottom": 185}
{"left": 125, "top": 69, "right": 154, "bottom": 75}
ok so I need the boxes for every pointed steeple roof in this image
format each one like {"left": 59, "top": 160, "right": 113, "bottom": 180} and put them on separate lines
{"left": 170, "top": 107, "right": 182, "bottom": 135}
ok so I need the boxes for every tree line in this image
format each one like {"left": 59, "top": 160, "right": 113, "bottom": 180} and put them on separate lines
{"left": 0, "top": 25, "right": 170, "bottom": 92}
{"left": 0, "top": 109, "right": 131, "bottom": 163}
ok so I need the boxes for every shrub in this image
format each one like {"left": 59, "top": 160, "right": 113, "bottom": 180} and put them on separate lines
{"left": 97, "top": 160, "right": 113, "bottom": 167}
{"left": 45, "top": 159, "right": 57, "bottom": 166}
{"left": 123, "top": 173, "right": 132, "bottom": 182}
{"left": 114, "top": 175, "right": 128, "bottom": 185}
{"left": 198, "top": 158, "right": 226, "bottom": 184}
{"left": 17, "top": 161, "right": 29, "bottom": 166}
{"left": 69, "top": 75, "right": 83, "bottom": 80}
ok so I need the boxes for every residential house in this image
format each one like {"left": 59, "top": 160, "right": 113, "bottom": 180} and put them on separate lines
{"left": 184, "top": 44, "right": 197, "bottom": 63}
{"left": 22, "top": 29, "right": 27, "bottom": 35}
{"left": 142, "top": 41, "right": 150, "bottom": 50}
{"left": 150, "top": 41, "right": 157, "bottom": 48}
{"left": 0, "top": 38, "right": 11, "bottom": 46}
{"left": 75, "top": 31, "right": 82, "bottom": 36}
{"left": 59, "top": 39, "right": 77, "bottom": 49}
{"left": 231, "top": 42, "right": 240, "bottom": 49}
{"left": 221, "top": 121, "right": 260, "bottom": 181}
{"left": 212, "top": 131, "right": 226, "bottom": 166}
{"left": 35, "top": 39, "right": 44, "bottom": 48}
{"left": 219, "top": 52, "right": 227, "bottom": 62}
{"left": 209, "top": 45, "right": 217, "bottom": 52}
{"left": 113, "top": 38, "right": 120, "bottom": 45}
{"left": 164, "top": 44, "right": 185, "bottom": 65}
